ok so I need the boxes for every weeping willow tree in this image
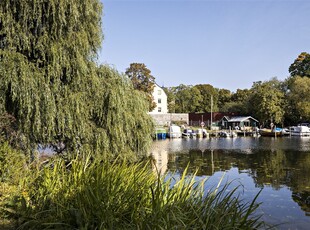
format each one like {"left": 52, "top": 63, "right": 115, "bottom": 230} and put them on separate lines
{"left": 0, "top": 0, "right": 154, "bottom": 157}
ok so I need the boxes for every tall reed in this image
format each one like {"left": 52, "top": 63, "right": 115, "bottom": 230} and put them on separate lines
{"left": 4, "top": 154, "right": 265, "bottom": 229}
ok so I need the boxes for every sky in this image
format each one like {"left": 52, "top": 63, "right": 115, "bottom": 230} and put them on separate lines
{"left": 98, "top": 0, "right": 310, "bottom": 92}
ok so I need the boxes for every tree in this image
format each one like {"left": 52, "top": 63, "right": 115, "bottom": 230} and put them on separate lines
{"left": 193, "top": 84, "right": 219, "bottom": 112}
{"left": 188, "top": 87, "right": 203, "bottom": 112}
{"left": 289, "top": 52, "right": 310, "bottom": 78}
{"left": 248, "top": 78, "right": 286, "bottom": 125}
{"left": 163, "top": 87, "right": 176, "bottom": 113}
{"left": 172, "top": 84, "right": 203, "bottom": 113}
{"left": 218, "top": 89, "right": 232, "bottom": 111}
{"left": 174, "top": 85, "right": 191, "bottom": 113}
{"left": 220, "top": 101, "right": 246, "bottom": 114}
{"left": 287, "top": 76, "right": 310, "bottom": 122}
{"left": 125, "top": 63, "right": 156, "bottom": 111}
{"left": 223, "top": 88, "right": 252, "bottom": 114}
{"left": 231, "top": 89, "right": 251, "bottom": 103}
{"left": 0, "top": 1, "right": 154, "bottom": 157}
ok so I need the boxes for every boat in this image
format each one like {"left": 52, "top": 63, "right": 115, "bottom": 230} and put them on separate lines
{"left": 155, "top": 127, "right": 167, "bottom": 140}
{"left": 196, "top": 128, "right": 209, "bottom": 138}
{"left": 259, "top": 128, "right": 284, "bottom": 137}
{"left": 289, "top": 126, "right": 310, "bottom": 136}
{"left": 182, "top": 129, "right": 196, "bottom": 138}
{"left": 167, "top": 125, "right": 182, "bottom": 138}
{"left": 281, "top": 128, "right": 290, "bottom": 136}
{"left": 218, "top": 131, "right": 237, "bottom": 138}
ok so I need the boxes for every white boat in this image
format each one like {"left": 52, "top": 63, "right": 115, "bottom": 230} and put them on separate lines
{"left": 289, "top": 126, "right": 310, "bottom": 136}
{"left": 182, "top": 129, "right": 196, "bottom": 138}
{"left": 218, "top": 131, "right": 237, "bottom": 138}
{"left": 167, "top": 125, "right": 182, "bottom": 138}
{"left": 196, "top": 128, "right": 209, "bottom": 138}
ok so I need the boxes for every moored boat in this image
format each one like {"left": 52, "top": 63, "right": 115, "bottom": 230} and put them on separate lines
{"left": 155, "top": 127, "right": 167, "bottom": 140}
{"left": 182, "top": 129, "right": 196, "bottom": 138}
{"left": 196, "top": 128, "right": 209, "bottom": 138}
{"left": 259, "top": 128, "right": 284, "bottom": 137}
{"left": 289, "top": 126, "right": 310, "bottom": 136}
{"left": 218, "top": 131, "right": 237, "bottom": 138}
{"left": 167, "top": 125, "right": 182, "bottom": 138}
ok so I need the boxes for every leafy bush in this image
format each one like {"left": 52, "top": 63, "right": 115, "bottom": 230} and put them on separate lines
{"left": 0, "top": 143, "right": 29, "bottom": 229}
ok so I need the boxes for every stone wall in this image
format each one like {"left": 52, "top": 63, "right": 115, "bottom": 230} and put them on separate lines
{"left": 149, "top": 113, "right": 189, "bottom": 126}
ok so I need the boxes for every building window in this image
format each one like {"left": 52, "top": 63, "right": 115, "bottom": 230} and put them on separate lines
{"left": 158, "top": 107, "right": 162, "bottom": 112}
{"left": 158, "top": 98, "right": 161, "bottom": 104}
{"left": 158, "top": 90, "right": 161, "bottom": 95}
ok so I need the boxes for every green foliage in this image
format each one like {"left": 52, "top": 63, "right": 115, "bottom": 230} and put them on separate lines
{"left": 217, "top": 88, "right": 253, "bottom": 114}
{"left": 0, "top": 1, "right": 154, "bottom": 156}
{"left": 220, "top": 101, "right": 247, "bottom": 114}
{"left": 217, "top": 88, "right": 232, "bottom": 110}
{"left": 0, "top": 143, "right": 27, "bottom": 184}
{"left": 168, "top": 84, "right": 222, "bottom": 113}
{"left": 231, "top": 89, "right": 251, "bottom": 103}
{"left": 289, "top": 52, "right": 310, "bottom": 78}
{"left": 0, "top": 0, "right": 101, "bottom": 151}
{"left": 163, "top": 87, "right": 176, "bottom": 113}
{"left": 5, "top": 155, "right": 264, "bottom": 230}
{"left": 286, "top": 52, "right": 310, "bottom": 123}
{"left": 167, "top": 84, "right": 253, "bottom": 114}
{"left": 92, "top": 66, "right": 154, "bottom": 158}
{"left": 0, "top": 113, "right": 18, "bottom": 146}
{"left": 0, "top": 143, "right": 29, "bottom": 229}
{"left": 248, "top": 78, "right": 286, "bottom": 125}
{"left": 287, "top": 76, "right": 310, "bottom": 122}
{"left": 173, "top": 84, "right": 203, "bottom": 113}
{"left": 194, "top": 84, "right": 219, "bottom": 112}
{"left": 0, "top": 0, "right": 102, "bottom": 66}
{"left": 125, "top": 63, "right": 156, "bottom": 111}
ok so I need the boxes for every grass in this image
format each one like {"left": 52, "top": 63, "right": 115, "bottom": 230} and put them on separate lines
{"left": 0, "top": 149, "right": 266, "bottom": 230}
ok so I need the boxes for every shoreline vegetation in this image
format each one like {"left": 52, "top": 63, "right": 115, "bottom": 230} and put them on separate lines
{"left": 0, "top": 144, "right": 267, "bottom": 229}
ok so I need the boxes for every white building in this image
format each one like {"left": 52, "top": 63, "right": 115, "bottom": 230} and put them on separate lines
{"left": 149, "top": 84, "right": 168, "bottom": 114}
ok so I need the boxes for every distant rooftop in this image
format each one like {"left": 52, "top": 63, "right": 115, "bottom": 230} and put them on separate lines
{"left": 224, "top": 116, "right": 259, "bottom": 123}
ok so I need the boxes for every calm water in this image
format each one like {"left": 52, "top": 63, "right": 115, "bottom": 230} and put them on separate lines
{"left": 151, "top": 137, "right": 310, "bottom": 230}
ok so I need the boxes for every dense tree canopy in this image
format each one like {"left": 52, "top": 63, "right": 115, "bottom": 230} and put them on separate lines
{"left": 217, "top": 89, "right": 231, "bottom": 105}
{"left": 193, "top": 84, "right": 219, "bottom": 112}
{"left": 248, "top": 79, "right": 286, "bottom": 125}
{"left": 174, "top": 85, "right": 203, "bottom": 113}
{"left": 125, "top": 63, "right": 156, "bottom": 111}
{"left": 288, "top": 76, "right": 310, "bottom": 122}
{"left": 226, "top": 89, "right": 251, "bottom": 114}
{"left": 165, "top": 77, "right": 295, "bottom": 126}
{"left": 163, "top": 87, "right": 176, "bottom": 113}
{"left": 0, "top": 0, "right": 154, "bottom": 157}
{"left": 289, "top": 52, "right": 310, "bottom": 78}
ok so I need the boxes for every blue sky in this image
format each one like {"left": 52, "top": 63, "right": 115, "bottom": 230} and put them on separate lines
{"left": 99, "top": 0, "right": 310, "bottom": 92}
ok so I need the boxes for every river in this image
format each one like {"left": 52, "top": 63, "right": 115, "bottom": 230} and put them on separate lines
{"left": 150, "top": 136, "right": 310, "bottom": 230}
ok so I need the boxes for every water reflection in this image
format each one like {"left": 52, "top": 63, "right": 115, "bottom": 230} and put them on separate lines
{"left": 150, "top": 137, "right": 310, "bottom": 229}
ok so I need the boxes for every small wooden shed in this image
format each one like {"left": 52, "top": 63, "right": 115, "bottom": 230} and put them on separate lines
{"left": 219, "top": 116, "right": 259, "bottom": 130}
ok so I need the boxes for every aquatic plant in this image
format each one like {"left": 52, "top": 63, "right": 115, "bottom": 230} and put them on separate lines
{"left": 2, "top": 154, "right": 265, "bottom": 230}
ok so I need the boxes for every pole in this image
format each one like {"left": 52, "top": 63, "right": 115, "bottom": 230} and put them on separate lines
{"left": 211, "top": 150, "right": 214, "bottom": 174}
{"left": 210, "top": 95, "right": 213, "bottom": 131}
{"left": 275, "top": 125, "right": 277, "bottom": 138}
